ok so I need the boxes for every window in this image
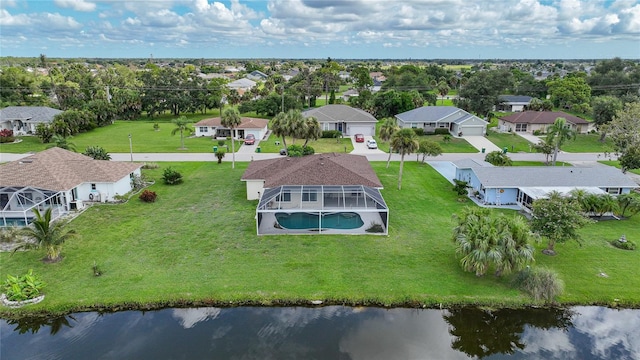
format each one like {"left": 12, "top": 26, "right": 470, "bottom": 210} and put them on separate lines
{"left": 606, "top": 188, "right": 621, "bottom": 195}
{"left": 91, "top": 184, "right": 96, "bottom": 190}
{"left": 515, "top": 124, "right": 527, "bottom": 132}
{"left": 411, "top": 123, "right": 417, "bottom": 128}
{"left": 302, "top": 190, "right": 317, "bottom": 202}
{"left": 199, "top": 127, "right": 208, "bottom": 133}
{"left": 276, "top": 191, "right": 291, "bottom": 202}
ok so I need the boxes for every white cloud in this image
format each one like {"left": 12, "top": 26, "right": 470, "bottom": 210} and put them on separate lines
{"left": 54, "top": 0, "right": 97, "bottom": 12}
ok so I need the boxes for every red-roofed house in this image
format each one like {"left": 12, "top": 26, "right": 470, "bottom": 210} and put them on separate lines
{"left": 1, "top": 147, "right": 142, "bottom": 226}
{"left": 499, "top": 111, "right": 593, "bottom": 134}
{"left": 193, "top": 117, "right": 268, "bottom": 140}
{"left": 241, "top": 153, "right": 388, "bottom": 235}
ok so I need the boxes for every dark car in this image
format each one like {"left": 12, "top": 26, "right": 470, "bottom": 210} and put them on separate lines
{"left": 244, "top": 134, "right": 256, "bottom": 145}
{"left": 354, "top": 134, "right": 365, "bottom": 143}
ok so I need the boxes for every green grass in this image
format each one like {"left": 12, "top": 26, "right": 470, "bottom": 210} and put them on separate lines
{"left": 1, "top": 120, "right": 244, "bottom": 154}
{"left": 2, "top": 161, "right": 639, "bottom": 315}
{"left": 485, "top": 131, "right": 536, "bottom": 153}
{"left": 258, "top": 136, "right": 354, "bottom": 153}
{"left": 374, "top": 135, "right": 478, "bottom": 154}
{"left": 556, "top": 134, "right": 614, "bottom": 153}
{"left": 599, "top": 160, "right": 640, "bottom": 175}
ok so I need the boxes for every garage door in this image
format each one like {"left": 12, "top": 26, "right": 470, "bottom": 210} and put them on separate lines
{"left": 349, "top": 125, "right": 375, "bottom": 136}
{"left": 460, "top": 126, "right": 485, "bottom": 136}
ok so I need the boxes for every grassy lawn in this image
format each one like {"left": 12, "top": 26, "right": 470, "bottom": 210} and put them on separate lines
{"left": 485, "top": 131, "right": 536, "bottom": 153}
{"left": 373, "top": 134, "right": 477, "bottom": 154}
{"left": 599, "top": 160, "right": 640, "bottom": 175}
{"left": 258, "top": 136, "right": 353, "bottom": 153}
{"left": 557, "top": 134, "right": 614, "bottom": 153}
{"left": 1, "top": 120, "right": 244, "bottom": 154}
{"left": 2, "top": 161, "right": 639, "bottom": 315}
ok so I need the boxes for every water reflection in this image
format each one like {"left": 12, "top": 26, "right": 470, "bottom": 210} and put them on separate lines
{"left": 1, "top": 306, "right": 638, "bottom": 360}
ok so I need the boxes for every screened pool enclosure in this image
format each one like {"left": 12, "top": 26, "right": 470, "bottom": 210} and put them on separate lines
{"left": 256, "top": 185, "right": 388, "bottom": 235}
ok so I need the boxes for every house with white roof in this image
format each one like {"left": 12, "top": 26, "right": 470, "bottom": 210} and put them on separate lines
{"left": 302, "top": 104, "right": 378, "bottom": 136}
{"left": 395, "top": 106, "right": 488, "bottom": 136}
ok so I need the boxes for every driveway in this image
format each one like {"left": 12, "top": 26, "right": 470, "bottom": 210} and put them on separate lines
{"left": 461, "top": 136, "right": 501, "bottom": 153}
{"left": 516, "top": 132, "right": 543, "bottom": 144}
{"left": 350, "top": 134, "right": 385, "bottom": 155}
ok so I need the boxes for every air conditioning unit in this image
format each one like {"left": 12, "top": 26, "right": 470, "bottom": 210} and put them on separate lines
{"left": 89, "top": 192, "right": 100, "bottom": 202}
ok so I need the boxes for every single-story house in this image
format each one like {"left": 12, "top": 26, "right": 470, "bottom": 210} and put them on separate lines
{"left": 302, "top": 104, "right": 378, "bottom": 136}
{"left": 496, "top": 95, "right": 533, "bottom": 112}
{"left": 0, "top": 147, "right": 142, "bottom": 227}
{"left": 0, "top": 106, "right": 63, "bottom": 135}
{"left": 227, "top": 78, "right": 256, "bottom": 91}
{"left": 241, "top": 153, "right": 388, "bottom": 235}
{"left": 453, "top": 159, "right": 638, "bottom": 212}
{"left": 499, "top": 111, "right": 593, "bottom": 134}
{"left": 193, "top": 117, "right": 269, "bottom": 140}
{"left": 395, "top": 106, "right": 488, "bottom": 136}
{"left": 246, "top": 70, "right": 268, "bottom": 81}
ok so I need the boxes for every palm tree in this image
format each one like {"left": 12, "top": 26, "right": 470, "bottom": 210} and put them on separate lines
{"left": 285, "top": 109, "right": 306, "bottom": 144}
{"left": 546, "top": 117, "right": 576, "bottom": 166}
{"left": 271, "top": 112, "right": 289, "bottom": 154}
{"left": 390, "top": 128, "right": 419, "bottom": 190}
{"left": 171, "top": 116, "right": 194, "bottom": 150}
{"left": 17, "top": 208, "right": 78, "bottom": 262}
{"left": 220, "top": 108, "right": 242, "bottom": 169}
{"left": 437, "top": 81, "right": 450, "bottom": 105}
{"left": 49, "top": 134, "right": 76, "bottom": 152}
{"left": 302, "top": 116, "right": 321, "bottom": 147}
{"left": 379, "top": 117, "right": 399, "bottom": 168}
{"left": 593, "top": 194, "right": 618, "bottom": 218}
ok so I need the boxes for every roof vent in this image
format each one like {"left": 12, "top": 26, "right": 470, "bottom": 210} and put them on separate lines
{"left": 19, "top": 160, "right": 33, "bottom": 164}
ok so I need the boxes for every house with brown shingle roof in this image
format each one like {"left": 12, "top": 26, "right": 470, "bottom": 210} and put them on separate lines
{"left": 1, "top": 147, "right": 142, "bottom": 227}
{"left": 499, "top": 111, "right": 593, "bottom": 134}
{"left": 193, "top": 117, "right": 268, "bottom": 140}
{"left": 241, "top": 153, "right": 388, "bottom": 235}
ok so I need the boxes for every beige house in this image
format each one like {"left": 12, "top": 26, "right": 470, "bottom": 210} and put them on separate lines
{"left": 499, "top": 111, "right": 593, "bottom": 134}
{"left": 193, "top": 117, "right": 268, "bottom": 140}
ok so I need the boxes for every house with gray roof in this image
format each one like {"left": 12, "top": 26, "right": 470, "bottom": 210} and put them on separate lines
{"left": 241, "top": 153, "right": 388, "bottom": 235}
{"left": 395, "top": 106, "right": 488, "bottom": 136}
{"left": 453, "top": 159, "right": 638, "bottom": 212}
{"left": 0, "top": 106, "right": 63, "bottom": 135}
{"left": 1, "top": 147, "right": 142, "bottom": 227}
{"left": 246, "top": 70, "right": 268, "bottom": 81}
{"left": 496, "top": 95, "right": 533, "bottom": 112}
{"left": 302, "top": 105, "right": 378, "bottom": 136}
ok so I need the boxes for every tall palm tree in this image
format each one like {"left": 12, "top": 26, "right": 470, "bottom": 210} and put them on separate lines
{"left": 221, "top": 108, "right": 242, "bottom": 168}
{"left": 302, "top": 116, "right": 321, "bottom": 147}
{"left": 171, "top": 116, "right": 193, "bottom": 150}
{"left": 438, "top": 81, "right": 450, "bottom": 105}
{"left": 271, "top": 112, "right": 289, "bottom": 154}
{"left": 390, "top": 128, "right": 419, "bottom": 190}
{"left": 546, "top": 117, "right": 576, "bottom": 166}
{"left": 379, "top": 117, "right": 399, "bottom": 168}
{"left": 17, "top": 208, "right": 78, "bottom": 262}
{"left": 285, "top": 109, "right": 306, "bottom": 144}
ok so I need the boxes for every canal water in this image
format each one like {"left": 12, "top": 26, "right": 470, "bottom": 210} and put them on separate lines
{"left": 1, "top": 306, "right": 638, "bottom": 359}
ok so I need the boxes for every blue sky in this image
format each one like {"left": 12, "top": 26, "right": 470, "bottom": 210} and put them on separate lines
{"left": 1, "top": 0, "right": 639, "bottom": 59}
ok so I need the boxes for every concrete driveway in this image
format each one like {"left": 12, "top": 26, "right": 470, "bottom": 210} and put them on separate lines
{"left": 350, "top": 134, "right": 386, "bottom": 155}
{"left": 461, "top": 135, "right": 501, "bottom": 153}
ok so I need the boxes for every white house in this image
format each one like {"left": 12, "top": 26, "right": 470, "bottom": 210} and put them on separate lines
{"left": 395, "top": 106, "right": 488, "bottom": 136}
{"left": 193, "top": 117, "right": 269, "bottom": 140}
{"left": 302, "top": 104, "right": 378, "bottom": 136}
{"left": 1, "top": 147, "right": 142, "bottom": 227}
{"left": 496, "top": 95, "right": 533, "bottom": 112}
{"left": 0, "top": 106, "right": 63, "bottom": 134}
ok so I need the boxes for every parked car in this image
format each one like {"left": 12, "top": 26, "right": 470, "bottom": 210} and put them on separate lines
{"left": 354, "top": 134, "right": 365, "bottom": 143}
{"left": 244, "top": 134, "right": 255, "bottom": 145}
{"left": 366, "top": 139, "right": 378, "bottom": 149}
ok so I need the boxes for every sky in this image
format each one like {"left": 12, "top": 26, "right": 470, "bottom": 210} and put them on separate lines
{"left": 1, "top": 0, "right": 639, "bottom": 59}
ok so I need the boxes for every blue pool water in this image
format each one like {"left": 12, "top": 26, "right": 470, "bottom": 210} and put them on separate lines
{"left": 275, "top": 212, "right": 364, "bottom": 230}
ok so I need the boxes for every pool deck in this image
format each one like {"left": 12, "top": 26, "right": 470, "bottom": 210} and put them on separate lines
{"left": 257, "top": 212, "right": 387, "bottom": 235}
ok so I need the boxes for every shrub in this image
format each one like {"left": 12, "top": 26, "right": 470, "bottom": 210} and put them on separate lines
{"left": 215, "top": 149, "right": 226, "bottom": 164}
{"left": 139, "top": 190, "right": 157, "bottom": 203}
{"left": 413, "top": 128, "right": 425, "bottom": 136}
{"left": 442, "top": 134, "right": 452, "bottom": 143}
{"left": 610, "top": 236, "right": 636, "bottom": 250}
{"left": 217, "top": 139, "right": 226, "bottom": 146}
{"left": 0, "top": 227, "right": 19, "bottom": 243}
{"left": 0, "top": 129, "right": 15, "bottom": 143}
{"left": 153, "top": 123, "right": 160, "bottom": 131}
{"left": 532, "top": 130, "right": 542, "bottom": 136}
{"left": 162, "top": 167, "right": 183, "bottom": 185}
{"left": 130, "top": 173, "right": 147, "bottom": 190}
{"left": 83, "top": 146, "right": 111, "bottom": 160}
{"left": 287, "top": 144, "right": 303, "bottom": 157}
{"left": 302, "top": 145, "right": 315, "bottom": 155}
{"left": 513, "top": 267, "right": 564, "bottom": 303}
{"left": 434, "top": 128, "right": 450, "bottom": 135}
{"left": 142, "top": 162, "right": 159, "bottom": 169}
{"left": 3, "top": 270, "right": 46, "bottom": 302}
{"left": 321, "top": 130, "right": 342, "bottom": 139}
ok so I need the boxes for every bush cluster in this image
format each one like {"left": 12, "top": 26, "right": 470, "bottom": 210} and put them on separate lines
{"left": 513, "top": 267, "right": 564, "bottom": 303}
{"left": 139, "top": 190, "right": 157, "bottom": 203}
{"left": 413, "top": 128, "right": 425, "bottom": 136}
{"left": 3, "top": 270, "right": 46, "bottom": 302}
{"left": 321, "top": 130, "right": 342, "bottom": 139}
{"left": 0, "top": 129, "right": 15, "bottom": 143}
{"left": 286, "top": 145, "right": 315, "bottom": 157}
{"left": 434, "top": 128, "right": 450, "bottom": 135}
{"left": 610, "top": 239, "right": 636, "bottom": 250}
{"left": 142, "top": 162, "right": 159, "bottom": 169}
{"left": 162, "top": 167, "right": 183, "bottom": 185}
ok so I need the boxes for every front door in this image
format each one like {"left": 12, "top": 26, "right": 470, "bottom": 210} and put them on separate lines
{"left": 337, "top": 123, "right": 343, "bottom": 133}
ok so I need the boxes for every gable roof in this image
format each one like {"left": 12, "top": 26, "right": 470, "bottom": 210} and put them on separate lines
{"left": 302, "top": 105, "right": 377, "bottom": 123}
{"left": 227, "top": 78, "right": 256, "bottom": 89}
{"left": 0, "top": 106, "right": 63, "bottom": 123}
{"left": 194, "top": 117, "right": 269, "bottom": 129}
{"left": 0, "top": 147, "right": 142, "bottom": 192}
{"left": 470, "top": 166, "right": 637, "bottom": 189}
{"left": 500, "top": 111, "right": 590, "bottom": 125}
{"left": 242, "top": 153, "right": 383, "bottom": 188}
{"left": 395, "top": 106, "right": 488, "bottom": 125}
{"left": 498, "top": 95, "right": 533, "bottom": 104}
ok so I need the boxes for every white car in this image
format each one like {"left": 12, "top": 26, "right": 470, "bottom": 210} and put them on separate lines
{"left": 366, "top": 139, "right": 378, "bottom": 149}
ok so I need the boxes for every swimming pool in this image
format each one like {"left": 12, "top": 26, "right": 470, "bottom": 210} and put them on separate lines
{"left": 275, "top": 212, "right": 364, "bottom": 230}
